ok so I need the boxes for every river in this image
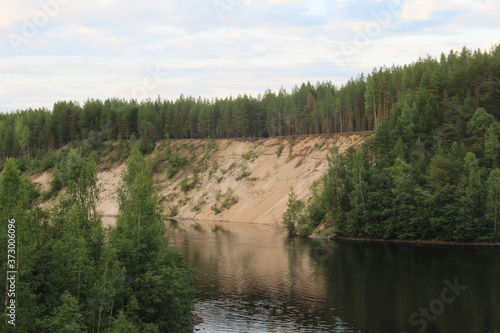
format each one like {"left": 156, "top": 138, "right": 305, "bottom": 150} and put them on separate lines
{"left": 165, "top": 219, "right": 500, "bottom": 333}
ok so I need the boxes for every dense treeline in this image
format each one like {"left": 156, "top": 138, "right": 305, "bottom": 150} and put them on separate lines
{"left": 0, "top": 147, "right": 195, "bottom": 332}
{"left": 3, "top": 45, "right": 499, "bottom": 169}
{"left": 284, "top": 45, "right": 500, "bottom": 242}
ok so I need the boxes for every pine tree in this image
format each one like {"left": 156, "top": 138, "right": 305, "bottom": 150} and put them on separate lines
{"left": 109, "top": 145, "right": 195, "bottom": 332}
{"left": 485, "top": 123, "right": 500, "bottom": 163}
{"left": 487, "top": 168, "right": 500, "bottom": 237}
{"left": 46, "top": 291, "right": 86, "bottom": 333}
{"left": 282, "top": 188, "right": 304, "bottom": 236}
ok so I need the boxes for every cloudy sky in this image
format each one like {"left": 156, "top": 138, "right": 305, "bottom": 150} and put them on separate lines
{"left": 0, "top": 0, "right": 499, "bottom": 112}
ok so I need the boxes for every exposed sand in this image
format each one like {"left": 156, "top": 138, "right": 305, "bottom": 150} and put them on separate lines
{"left": 32, "top": 171, "right": 53, "bottom": 193}
{"left": 97, "top": 164, "right": 125, "bottom": 227}
{"left": 161, "top": 133, "right": 370, "bottom": 227}
{"left": 31, "top": 133, "right": 371, "bottom": 228}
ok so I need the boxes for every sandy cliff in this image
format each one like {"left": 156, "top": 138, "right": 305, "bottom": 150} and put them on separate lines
{"left": 32, "top": 133, "right": 371, "bottom": 227}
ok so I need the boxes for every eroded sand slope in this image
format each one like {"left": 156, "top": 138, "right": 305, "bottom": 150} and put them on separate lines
{"left": 32, "top": 133, "right": 371, "bottom": 227}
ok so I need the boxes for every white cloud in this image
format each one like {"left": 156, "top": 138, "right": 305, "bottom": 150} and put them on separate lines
{"left": 47, "top": 25, "right": 109, "bottom": 39}
{"left": 0, "top": 2, "right": 19, "bottom": 28}
{"left": 97, "top": 0, "right": 115, "bottom": 5}
{"left": 266, "top": 0, "right": 301, "bottom": 4}
{"left": 400, "top": 0, "right": 436, "bottom": 21}
{"left": 0, "top": 0, "right": 499, "bottom": 112}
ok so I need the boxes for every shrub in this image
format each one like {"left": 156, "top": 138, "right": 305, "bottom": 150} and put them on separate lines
{"left": 282, "top": 188, "right": 305, "bottom": 237}
{"left": 277, "top": 145, "right": 284, "bottom": 158}
{"left": 242, "top": 150, "right": 258, "bottom": 161}
{"left": 236, "top": 161, "right": 250, "bottom": 181}
{"left": 168, "top": 205, "right": 179, "bottom": 217}
{"left": 211, "top": 188, "right": 238, "bottom": 214}
{"left": 221, "top": 188, "right": 238, "bottom": 209}
{"left": 211, "top": 204, "right": 222, "bottom": 215}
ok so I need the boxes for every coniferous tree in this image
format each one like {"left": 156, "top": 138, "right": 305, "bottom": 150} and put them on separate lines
{"left": 109, "top": 145, "right": 195, "bottom": 332}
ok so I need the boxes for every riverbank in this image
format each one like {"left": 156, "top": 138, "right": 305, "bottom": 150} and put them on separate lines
{"left": 33, "top": 133, "right": 372, "bottom": 227}
{"left": 314, "top": 235, "right": 500, "bottom": 247}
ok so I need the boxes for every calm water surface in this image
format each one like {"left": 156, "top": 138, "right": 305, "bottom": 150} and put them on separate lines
{"left": 165, "top": 220, "right": 500, "bottom": 333}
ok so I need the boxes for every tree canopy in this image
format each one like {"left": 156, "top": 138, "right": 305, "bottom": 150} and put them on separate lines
{"left": 2, "top": 45, "right": 499, "bottom": 167}
{"left": 293, "top": 45, "right": 500, "bottom": 242}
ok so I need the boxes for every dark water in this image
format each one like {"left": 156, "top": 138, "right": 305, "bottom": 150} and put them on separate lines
{"left": 165, "top": 220, "right": 500, "bottom": 333}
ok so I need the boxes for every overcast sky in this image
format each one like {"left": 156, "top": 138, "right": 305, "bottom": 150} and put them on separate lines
{"left": 0, "top": 0, "right": 499, "bottom": 112}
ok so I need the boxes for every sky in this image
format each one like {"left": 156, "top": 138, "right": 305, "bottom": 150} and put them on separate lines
{"left": 0, "top": 0, "right": 499, "bottom": 112}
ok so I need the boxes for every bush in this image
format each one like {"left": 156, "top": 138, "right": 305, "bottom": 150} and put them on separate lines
{"left": 88, "top": 130, "right": 104, "bottom": 149}
{"left": 41, "top": 151, "right": 58, "bottom": 171}
{"left": 40, "top": 190, "right": 53, "bottom": 201}
{"left": 180, "top": 175, "right": 197, "bottom": 194}
{"left": 221, "top": 188, "right": 238, "bottom": 209}
{"left": 236, "top": 161, "right": 250, "bottom": 181}
{"left": 168, "top": 205, "right": 179, "bottom": 217}
{"left": 24, "top": 178, "right": 40, "bottom": 205}
{"left": 211, "top": 204, "right": 222, "bottom": 214}
{"left": 242, "top": 150, "right": 257, "bottom": 161}
{"left": 282, "top": 188, "right": 305, "bottom": 237}
{"left": 138, "top": 139, "right": 155, "bottom": 155}
{"left": 277, "top": 145, "right": 284, "bottom": 158}
{"left": 166, "top": 165, "right": 176, "bottom": 179}
{"left": 15, "top": 158, "right": 29, "bottom": 173}
{"left": 165, "top": 151, "right": 188, "bottom": 178}
{"left": 211, "top": 188, "right": 238, "bottom": 214}
{"left": 49, "top": 177, "right": 63, "bottom": 195}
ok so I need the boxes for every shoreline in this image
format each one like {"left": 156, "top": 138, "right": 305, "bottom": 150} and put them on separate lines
{"left": 170, "top": 217, "right": 500, "bottom": 247}
{"left": 325, "top": 236, "right": 500, "bottom": 247}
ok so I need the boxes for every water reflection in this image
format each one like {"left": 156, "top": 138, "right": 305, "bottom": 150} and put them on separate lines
{"left": 165, "top": 220, "right": 500, "bottom": 333}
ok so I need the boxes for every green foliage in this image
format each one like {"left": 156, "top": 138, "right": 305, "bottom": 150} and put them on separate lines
{"left": 210, "top": 158, "right": 219, "bottom": 178}
{"left": 0, "top": 158, "right": 27, "bottom": 211}
{"left": 180, "top": 174, "right": 198, "bottom": 194}
{"left": 168, "top": 204, "right": 179, "bottom": 217}
{"left": 15, "top": 47, "right": 498, "bottom": 162}
{"left": 44, "top": 291, "right": 87, "bottom": 333}
{"left": 211, "top": 204, "right": 222, "bottom": 215}
{"left": 277, "top": 144, "right": 284, "bottom": 158}
{"left": 88, "top": 130, "right": 104, "bottom": 149}
{"left": 211, "top": 187, "right": 239, "bottom": 214}
{"left": 484, "top": 124, "right": 500, "bottom": 163}
{"left": 242, "top": 150, "right": 257, "bottom": 161}
{"left": 236, "top": 160, "right": 251, "bottom": 181}
{"left": 487, "top": 168, "right": 500, "bottom": 236}
{"left": 164, "top": 145, "right": 188, "bottom": 179}
{"left": 109, "top": 311, "right": 139, "bottom": 333}
{"left": 467, "top": 108, "right": 497, "bottom": 137}
{"left": 282, "top": 188, "right": 305, "bottom": 237}
{"left": 111, "top": 149, "right": 195, "bottom": 331}
{"left": 303, "top": 48, "right": 500, "bottom": 242}
{"left": 137, "top": 138, "right": 155, "bottom": 155}
{"left": 0, "top": 146, "right": 195, "bottom": 332}
{"left": 221, "top": 187, "right": 239, "bottom": 209}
